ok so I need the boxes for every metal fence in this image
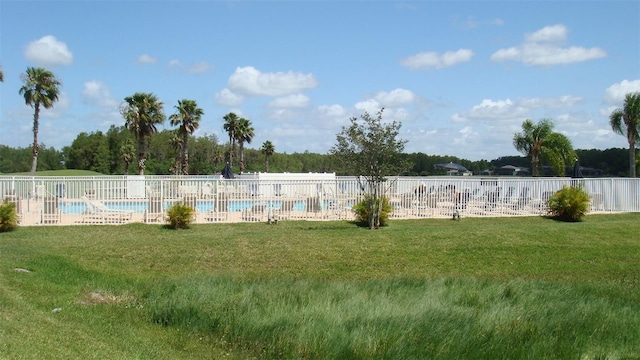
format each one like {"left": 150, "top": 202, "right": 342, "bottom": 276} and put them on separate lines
{"left": 1, "top": 175, "right": 638, "bottom": 226}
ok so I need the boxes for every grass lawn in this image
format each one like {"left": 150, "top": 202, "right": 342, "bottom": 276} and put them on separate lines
{"left": 1, "top": 214, "right": 639, "bottom": 359}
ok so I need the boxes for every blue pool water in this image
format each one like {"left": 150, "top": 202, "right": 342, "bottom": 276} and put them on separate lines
{"left": 58, "top": 200, "right": 309, "bottom": 214}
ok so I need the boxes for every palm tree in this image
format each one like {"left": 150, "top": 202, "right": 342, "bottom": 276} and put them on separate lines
{"left": 120, "top": 92, "right": 165, "bottom": 175}
{"left": 120, "top": 139, "right": 136, "bottom": 175}
{"left": 19, "top": 67, "right": 62, "bottom": 176}
{"left": 235, "top": 117, "right": 255, "bottom": 173}
{"left": 168, "top": 131, "right": 183, "bottom": 175}
{"left": 513, "top": 118, "right": 575, "bottom": 176}
{"left": 222, "top": 112, "right": 240, "bottom": 167}
{"left": 0, "top": 66, "right": 4, "bottom": 82}
{"left": 261, "top": 140, "right": 275, "bottom": 172}
{"left": 169, "top": 99, "right": 203, "bottom": 175}
{"left": 609, "top": 92, "right": 640, "bottom": 177}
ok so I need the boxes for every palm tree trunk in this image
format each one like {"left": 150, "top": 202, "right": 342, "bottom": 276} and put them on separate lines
{"left": 531, "top": 153, "right": 540, "bottom": 177}
{"left": 29, "top": 103, "right": 41, "bottom": 176}
{"left": 137, "top": 138, "right": 146, "bottom": 176}
{"left": 182, "top": 132, "right": 189, "bottom": 175}
{"left": 628, "top": 140, "right": 636, "bottom": 177}
{"left": 239, "top": 142, "right": 245, "bottom": 173}
{"left": 228, "top": 137, "right": 234, "bottom": 167}
{"left": 265, "top": 156, "right": 270, "bottom": 172}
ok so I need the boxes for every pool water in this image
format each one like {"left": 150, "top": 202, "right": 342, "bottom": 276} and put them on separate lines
{"left": 58, "top": 200, "right": 309, "bottom": 214}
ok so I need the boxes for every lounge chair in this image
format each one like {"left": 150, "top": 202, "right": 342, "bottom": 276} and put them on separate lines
{"left": 242, "top": 203, "right": 266, "bottom": 222}
{"left": 81, "top": 196, "right": 133, "bottom": 224}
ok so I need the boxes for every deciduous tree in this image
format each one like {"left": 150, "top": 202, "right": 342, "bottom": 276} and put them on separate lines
{"left": 330, "top": 108, "right": 409, "bottom": 229}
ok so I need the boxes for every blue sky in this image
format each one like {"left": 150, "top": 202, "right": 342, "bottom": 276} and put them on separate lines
{"left": 1, "top": 0, "right": 639, "bottom": 161}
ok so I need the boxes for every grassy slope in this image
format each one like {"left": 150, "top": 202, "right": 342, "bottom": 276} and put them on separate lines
{"left": 1, "top": 214, "right": 639, "bottom": 358}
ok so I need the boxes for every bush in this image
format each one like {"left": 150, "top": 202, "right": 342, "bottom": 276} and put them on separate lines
{"left": 352, "top": 195, "right": 392, "bottom": 228}
{"left": 0, "top": 199, "right": 19, "bottom": 232}
{"left": 165, "top": 201, "right": 195, "bottom": 229}
{"left": 546, "top": 185, "right": 590, "bottom": 222}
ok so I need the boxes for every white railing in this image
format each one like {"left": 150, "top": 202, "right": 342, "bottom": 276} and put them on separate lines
{"left": 1, "top": 176, "right": 638, "bottom": 226}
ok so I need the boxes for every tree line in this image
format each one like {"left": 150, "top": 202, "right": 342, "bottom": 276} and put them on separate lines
{"left": 0, "top": 128, "right": 634, "bottom": 177}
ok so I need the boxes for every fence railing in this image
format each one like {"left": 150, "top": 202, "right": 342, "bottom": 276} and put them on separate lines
{"left": 1, "top": 176, "right": 638, "bottom": 226}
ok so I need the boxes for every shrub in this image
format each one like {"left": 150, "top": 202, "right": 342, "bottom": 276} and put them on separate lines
{"left": 165, "top": 201, "right": 195, "bottom": 229}
{"left": 0, "top": 199, "right": 19, "bottom": 232}
{"left": 546, "top": 185, "right": 590, "bottom": 222}
{"left": 352, "top": 195, "right": 392, "bottom": 228}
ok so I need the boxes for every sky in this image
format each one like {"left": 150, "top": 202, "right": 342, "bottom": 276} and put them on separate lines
{"left": 1, "top": 0, "right": 639, "bottom": 162}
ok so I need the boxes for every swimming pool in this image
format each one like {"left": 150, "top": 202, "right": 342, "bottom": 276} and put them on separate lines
{"left": 58, "top": 200, "right": 309, "bottom": 214}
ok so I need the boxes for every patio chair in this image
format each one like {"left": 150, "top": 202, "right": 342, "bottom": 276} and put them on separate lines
{"left": 242, "top": 203, "right": 266, "bottom": 222}
{"left": 204, "top": 196, "right": 228, "bottom": 222}
{"left": 81, "top": 196, "right": 133, "bottom": 224}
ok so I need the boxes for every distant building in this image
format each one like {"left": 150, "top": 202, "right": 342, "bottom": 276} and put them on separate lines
{"left": 493, "top": 165, "right": 529, "bottom": 176}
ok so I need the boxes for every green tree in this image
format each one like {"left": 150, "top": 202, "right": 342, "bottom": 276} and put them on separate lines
{"left": 236, "top": 117, "right": 255, "bottom": 173}
{"left": 513, "top": 118, "right": 575, "bottom": 176}
{"left": 609, "top": 92, "right": 640, "bottom": 177}
{"left": 189, "top": 134, "right": 222, "bottom": 175}
{"left": 330, "top": 108, "right": 410, "bottom": 229}
{"left": 222, "top": 112, "right": 240, "bottom": 167}
{"left": 169, "top": 99, "right": 203, "bottom": 175}
{"left": 261, "top": 140, "right": 275, "bottom": 172}
{"left": 19, "top": 67, "right": 62, "bottom": 176}
{"left": 120, "top": 138, "right": 136, "bottom": 175}
{"left": 120, "top": 92, "right": 165, "bottom": 175}
{"left": 66, "top": 131, "right": 110, "bottom": 173}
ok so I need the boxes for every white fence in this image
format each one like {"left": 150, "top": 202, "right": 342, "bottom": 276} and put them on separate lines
{"left": 1, "top": 176, "right": 638, "bottom": 226}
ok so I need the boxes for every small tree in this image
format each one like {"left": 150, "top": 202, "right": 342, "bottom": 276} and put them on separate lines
{"left": 330, "top": 108, "right": 410, "bottom": 229}
{"left": 261, "top": 140, "right": 275, "bottom": 172}
{"left": 609, "top": 92, "right": 640, "bottom": 177}
{"left": 513, "top": 118, "right": 575, "bottom": 176}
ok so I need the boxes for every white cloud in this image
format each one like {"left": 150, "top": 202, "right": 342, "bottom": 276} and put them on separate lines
{"left": 354, "top": 99, "right": 381, "bottom": 114}
{"left": 458, "top": 16, "right": 504, "bottom": 29}
{"left": 24, "top": 35, "right": 73, "bottom": 66}
{"left": 373, "top": 88, "right": 416, "bottom": 106}
{"left": 317, "top": 104, "right": 346, "bottom": 118}
{"left": 525, "top": 24, "right": 567, "bottom": 43}
{"left": 227, "top": 66, "right": 318, "bottom": 97}
{"left": 452, "top": 95, "right": 581, "bottom": 123}
{"left": 215, "top": 88, "right": 244, "bottom": 107}
{"left": 604, "top": 79, "right": 640, "bottom": 104}
{"left": 491, "top": 24, "right": 606, "bottom": 66}
{"left": 467, "top": 99, "right": 529, "bottom": 120}
{"left": 268, "top": 94, "right": 310, "bottom": 108}
{"left": 137, "top": 54, "right": 157, "bottom": 64}
{"left": 518, "top": 95, "right": 582, "bottom": 109}
{"left": 82, "top": 80, "right": 117, "bottom": 108}
{"left": 187, "top": 61, "right": 213, "bottom": 74}
{"left": 168, "top": 59, "right": 181, "bottom": 67}
{"left": 401, "top": 49, "right": 474, "bottom": 69}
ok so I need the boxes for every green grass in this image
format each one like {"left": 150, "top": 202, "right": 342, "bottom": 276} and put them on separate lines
{"left": 1, "top": 215, "right": 639, "bottom": 359}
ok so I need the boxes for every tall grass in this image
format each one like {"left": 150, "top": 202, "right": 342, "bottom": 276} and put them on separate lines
{"left": 1, "top": 214, "right": 639, "bottom": 358}
{"left": 146, "top": 276, "right": 640, "bottom": 359}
